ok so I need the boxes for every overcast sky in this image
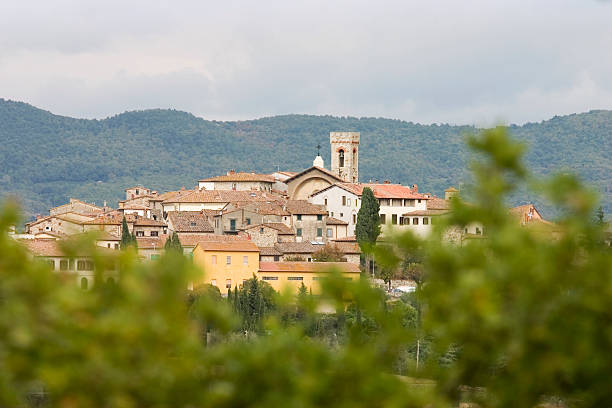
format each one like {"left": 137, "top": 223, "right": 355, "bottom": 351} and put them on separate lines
{"left": 1, "top": 0, "right": 611, "bottom": 125}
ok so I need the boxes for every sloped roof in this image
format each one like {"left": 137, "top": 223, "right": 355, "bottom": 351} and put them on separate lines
{"left": 195, "top": 241, "right": 260, "bottom": 252}
{"left": 258, "top": 246, "right": 283, "bottom": 256}
{"left": 275, "top": 241, "right": 323, "bottom": 254}
{"left": 167, "top": 212, "right": 214, "bottom": 232}
{"left": 133, "top": 218, "right": 167, "bottom": 227}
{"left": 333, "top": 236, "right": 357, "bottom": 242}
{"left": 199, "top": 172, "right": 275, "bottom": 183}
{"left": 176, "top": 233, "right": 247, "bottom": 247}
{"left": 135, "top": 236, "right": 169, "bottom": 249}
{"left": 331, "top": 242, "right": 361, "bottom": 254}
{"left": 509, "top": 203, "right": 544, "bottom": 225}
{"left": 311, "top": 182, "right": 428, "bottom": 200}
{"left": 326, "top": 217, "right": 348, "bottom": 225}
{"left": 258, "top": 261, "right": 360, "bottom": 273}
{"left": 285, "top": 200, "right": 327, "bottom": 215}
{"left": 222, "top": 201, "right": 289, "bottom": 216}
{"left": 245, "top": 222, "right": 295, "bottom": 235}
{"left": 21, "top": 238, "right": 116, "bottom": 256}
{"left": 426, "top": 196, "right": 451, "bottom": 210}
{"left": 163, "top": 189, "right": 279, "bottom": 204}
{"left": 284, "top": 166, "right": 344, "bottom": 184}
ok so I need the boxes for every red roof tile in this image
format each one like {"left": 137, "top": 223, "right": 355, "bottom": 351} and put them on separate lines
{"left": 258, "top": 261, "right": 360, "bottom": 273}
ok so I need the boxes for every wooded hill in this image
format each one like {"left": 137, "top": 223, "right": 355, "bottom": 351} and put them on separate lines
{"left": 0, "top": 98, "right": 610, "bottom": 219}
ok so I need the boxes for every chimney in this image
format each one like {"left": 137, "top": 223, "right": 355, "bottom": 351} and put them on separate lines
{"left": 181, "top": 186, "right": 185, "bottom": 191}
{"left": 228, "top": 169, "right": 236, "bottom": 175}
{"left": 36, "top": 214, "right": 41, "bottom": 220}
{"left": 412, "top": 184, "right": 418, "bottom": 193}
{"left": 383, "top": 179, "right": 390, "bottom": 184}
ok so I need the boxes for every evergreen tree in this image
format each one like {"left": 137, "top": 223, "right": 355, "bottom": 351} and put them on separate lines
{"left": 120, "top": 216, "right": 133, "bottom": 250}
{"left": 164, "top": 231, "right": 184, "bottom": 253}
{"left": 130, "top": 231, "right": 138, "bottom": 249}
{"left": 356, "top": 187, "right": 380, "bottom": 275}
{"left": 596, "top": 205, "right": 605, "bottom": 225}
{"left": 355, "top": 187, "right": 381, "bottom": 248}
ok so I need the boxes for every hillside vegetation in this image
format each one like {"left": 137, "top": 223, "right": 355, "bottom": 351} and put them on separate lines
{"left": 0, "top": 98, "right": 610, "bottom": 218}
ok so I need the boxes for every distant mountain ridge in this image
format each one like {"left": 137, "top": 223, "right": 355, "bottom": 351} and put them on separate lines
{"left": 0, "top": 98, "right": 610, "bottom": 219}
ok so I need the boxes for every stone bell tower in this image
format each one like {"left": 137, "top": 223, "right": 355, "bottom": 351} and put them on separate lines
{"left": 330, "top": 132, "right": 359, "bottom": 183}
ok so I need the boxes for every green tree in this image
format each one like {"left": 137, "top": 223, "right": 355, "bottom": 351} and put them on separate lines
{"left": 356, "top": 187, "right": 380, "bottom": 276}
{"left": 164, "top": 231, "right": 184, "bottom": 253}
{"left": 312, "top": 244, "right": 345, "bottom": 262}
{"left": 120, "top": 216, "right": 135, "bottom": 249}
{"left": 595, "top": 205, "right": 605, "bottom": 225}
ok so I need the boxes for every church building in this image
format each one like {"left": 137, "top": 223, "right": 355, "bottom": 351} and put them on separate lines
{"left": 285, "top": 132, "right": 360, "bottom": 200}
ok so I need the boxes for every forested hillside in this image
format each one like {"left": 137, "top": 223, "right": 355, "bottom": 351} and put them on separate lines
{"left": 0, "top": 98, "right": 610, "bottom": 219}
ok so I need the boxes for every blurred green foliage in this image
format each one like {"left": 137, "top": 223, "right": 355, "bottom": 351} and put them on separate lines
{"left": 0, "top": 127, "right": 610, "bottom": 407}
{"left": 0, "top": 99, "right": 610, "bottom": 219}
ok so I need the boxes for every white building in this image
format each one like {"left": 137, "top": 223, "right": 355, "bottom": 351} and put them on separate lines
{"left": 310, "top": 182, "right": 430, "bottom": 237}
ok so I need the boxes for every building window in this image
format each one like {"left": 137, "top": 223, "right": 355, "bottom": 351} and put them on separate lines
{"left": 77, "top": 260, "right": 93, "bottom": 271}
{"left": 340, "top": 213, "right": 344, "bottom": 218}
{"left": 423, "top": 217, "right": 429, "bottom": 225}
{"left": 243, "top": 256, "right": 248, "bottom": 265}
{"left": 317, "top": 214, "right": 322, "bottom": 221}
{"left": 136, "top": 231, "right": 144, "bottom": 237}
{"left": 150, "top": 231, "right": 158, "bottom": 237}
{"left": 342, "top": 196, "right": 346, "bottom": 206}
{"left": 230, "top": 219, "right": 236, "bottom": 231}
{"left": 288, "top": 277, "right": 304, "bottom": 281}
{"left": 297, "top": 214, "right": 302, "bottom": 221}
{"left": 413, "top": 217, "right": 419, "bottom": 225}
{"left": 190, "top": 222, "right": 197, "bottom": 227}
{"left": 380, "top": 214, "right": 386, "bottom": 224}
{"left": 47, "top": 260, "right": 55, "bottom": 269}
{"left": 115, "top": 243, "right": 119, "bottom": 249}
{"left": 339, "top": 149, "right": 345, "bottom": 167}
{"left": 392, "top": 214, "right": 397, "bottom": 225}
{"left": 324, "top": 198, "right": 328, "bottom": 206}
{"left": 226, "top": 279, "right": 231, "bottom": 288}
{"left": 297, "top": 228, "right": 302, "bottom": 237}
{"left": 262, "top": 276, "right": 278, "bottom": 281}
{"left": 226, "top": 256, "right": 231, "bottom": 265}
{"left": 211, "top": 279, "right": 217, "bottom": 286}
{"left": 80, "top": 277, "right": 89, "bottom": 290}
{"left": 60, "top": 260, "right": 69, "bottom": 270}
{"left": 317, "top": 228, "right": 323, "bottom": 237}
{"left": 273, "top": 255, "right": 280, "bottom": 261}
{"left": 212, "top": 255, "right": 217, "bottom": 264}
{"left": 232, "top": 183, "right": 237, "bottom": 190}
{"left": 330, "top": 212, "right": 334, "bottom": 217}
{"left": 246, "top": 218, "right": 251, "bottom": 225}
{"left": 135, "top": 189, "right": 139, "bottom": 195}
{"left": 418, "top": 199, "right": 422, "bottom": 203}
{"left": 107, "top": 243, "right": 111, "bottom": 248}
{"left": 327, "top": 228, "right": 333, "bottom": 238}
{"left": 476, "top": 227, "right": 481, "bottom": 235}
{"left": 353, "top": 214, "right": 357, "bottom": 224}
{"left": 260, "top": 227, "right": 264, "bottom": 233}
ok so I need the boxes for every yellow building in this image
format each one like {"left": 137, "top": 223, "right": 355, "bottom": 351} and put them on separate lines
{"left": 257, "top": 261, "right": 361, "bottom": 294}
{"left": 192, "top": 241, "right": 260, "bottom": 291}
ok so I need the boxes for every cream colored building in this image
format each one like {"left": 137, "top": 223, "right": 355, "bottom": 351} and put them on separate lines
{"left": 192, "top": 241, "right": 260, "bottom": 290}
{"left": 198, "top": 171, "right": 275, "bottom": 192}
{"left": 258, "top": 261, "right": 361, "bottom": 294}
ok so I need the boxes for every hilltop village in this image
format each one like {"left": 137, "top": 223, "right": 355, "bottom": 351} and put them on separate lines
{"left": 9, "top": 131, "right": 550, "bottom": 292}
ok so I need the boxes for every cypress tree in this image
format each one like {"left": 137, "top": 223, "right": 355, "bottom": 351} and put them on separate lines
{"left": 121, "top": 216, "right": 132, "bottom": 250}
{"left": 355, "top": 187, "right": 381, "bottom": 249}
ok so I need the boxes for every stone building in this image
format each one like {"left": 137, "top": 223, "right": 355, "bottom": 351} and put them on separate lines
{"left": 330, "top": 131, "right": 360, "bottom": 183}
{"left": 132, "top": 217, "right": 168, "bottom": 238}
{"left": 166, "top": 211, "right": 215, "bottom": 235}
{"left": 244, "top": 222, "right": 295, "bottom": 247}
{"left": 213, "top": 202, "right": 289, "bottom": 235}
{"left": 284, "top": 200, "right": 328, "bottom": 242}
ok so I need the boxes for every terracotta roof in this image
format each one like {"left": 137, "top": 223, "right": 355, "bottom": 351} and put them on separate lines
{"left": 135, "top": 236, "right": 168, "bottom": 249}
{"left": 336, "top": 183, "right": 428, "bottom": 200}
{"left": 403, "top": 209, "right": 449, "bottom": 216}
{"left": 258, "top": 261, "right": 360, "bottom": 273}
{"left": 331, "top": 242, "right": 361, "bottom": 254}
{"left": 199, "top": 172, "right": 275, "bottom": 183}
{"left": 222, "top": 201, "right": 289, "bottom": 216}
{"left": 163, "top": 189, "right": 278, "bottom": 204}
{"left": 258, "top": 246, "right": 283, "bottom": 256}
{"left": 284, "top": 166, "right": 344, "bottom": 184}
{"left": 275, "top": 241, "right": 324, "bottom": 254}
{"left": 167, "top": 212, "right": 214, "bottom": 233}
{"left": 333, "top": 236, "right": 357, "bottom": 242}
{"left": 133, "top": 218, "right": 167, "bottom": 227}
{"left": 177, "top": 233, "right": 248, "bottom": 247}
{"left": 245, "top": 222, "right": 295, "bottom": 235}
{"left": 285, "top": 200, "right": 327, "bottom": 215}
{"left": 21, "top": 238, "right": 116, "bottom": 257}
{"left": 326, "top": 217, "right": 348, "bottom": 225}
{"left": 275, "top": 171, "right": 298, "bottom": 177}
{"left": 195, "top": 241, "right": 260, "bottom": 252}
{"left": 426, "top": 196, "right": 451, "bottom": 210}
